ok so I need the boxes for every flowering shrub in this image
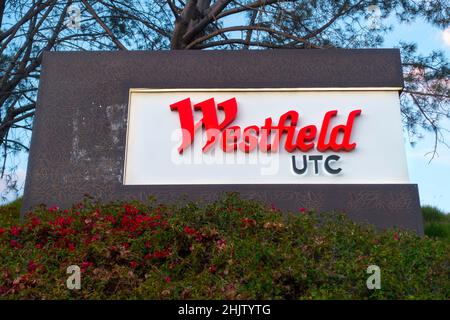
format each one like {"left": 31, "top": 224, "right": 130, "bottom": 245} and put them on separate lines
{"left": 0, "top": 193, "right": 448, "bottom": 299}
{"left": 422, "top": 205, "right": 450, "bottom": 242}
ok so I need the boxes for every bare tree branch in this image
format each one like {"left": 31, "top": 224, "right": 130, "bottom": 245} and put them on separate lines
{"left": 403, "top": 90, "right": 449, "bottom": 99}
{"left": 216, "top": 0, "right": 293, "bottom": 20}
{"left": 182, "top": 0, "right": 233, "bottom": 44}
{"left": 193, "top": 38, "right": 302, "bottom": 49}
{"left": 243, "top": 10, "right": 258, "bottom": 49}
{"left": 80, "top": 0, "right": 128, "bottom": 50}
{"left": 185, "top": 25, "right": 317, "bottom": 49}
{"left": 166, "top": 0, "right": 181, "bottom": 18}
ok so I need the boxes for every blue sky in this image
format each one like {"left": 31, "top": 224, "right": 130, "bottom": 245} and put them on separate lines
{"left": 381, "top": 17, "right": 450, "bottom": 213}
{"left": 0, "top": 11, "right": 449, "bottom": 213}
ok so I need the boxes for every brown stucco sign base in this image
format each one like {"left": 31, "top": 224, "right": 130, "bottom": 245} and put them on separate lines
{"left": 22, "top": 49, "right": 423, "bottom": 233}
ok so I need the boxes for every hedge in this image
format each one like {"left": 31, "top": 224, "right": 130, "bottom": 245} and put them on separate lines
{"left": 0, "top": 193, "right": 448, "bottom": 299}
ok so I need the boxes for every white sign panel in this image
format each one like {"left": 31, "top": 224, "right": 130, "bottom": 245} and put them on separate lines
{"left": 124, "top": 89, "right": 409, "bottom": 185}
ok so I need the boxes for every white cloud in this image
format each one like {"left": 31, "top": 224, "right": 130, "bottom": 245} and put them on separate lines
{"left": 442, "top": 27, "right": 450, "bottom": 47}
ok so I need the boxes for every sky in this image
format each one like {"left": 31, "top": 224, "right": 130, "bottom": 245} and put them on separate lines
{"left": 381, "top": 17, "right": 450, "bottom": 213}
{"left": 0, "top": 9, "right": 449, "bottom": 213}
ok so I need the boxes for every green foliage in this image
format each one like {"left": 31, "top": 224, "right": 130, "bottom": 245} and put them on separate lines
{"left": 0, "top": 194, "right": 448, "bottom": 300}
{"left": 422, "top": 206, "right": 450, "bottom": 242}
{"left": 0, "top": 198, "right": 21, "bottom": 228}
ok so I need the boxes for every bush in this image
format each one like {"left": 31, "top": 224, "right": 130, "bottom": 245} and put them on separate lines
{"left": 422, "top": 206, "right": 450, "bottom": 242}
{"left": 0, "top": 198, "right": 22, "bottom": 228}
{"left": 0, "top": 194, "right": 449, "bottom": 300}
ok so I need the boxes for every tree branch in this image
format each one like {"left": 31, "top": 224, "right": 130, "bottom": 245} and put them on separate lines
{"left": 182, "top": 0, "right": 233, "bottom": 43}
{"left": 216, "top": 0, "right": 293, "bottom": 19}
{"left": 302, "top": 0, "right": 356, "bottom": 40}
{"left": 166, "top": 0, "right": 181, "bottom": 18}
{"left": 97, "top": 0, "right": 172, "bottom": 38}
{"left": 410, "top": 93, "right": 440, "bottom": 163}
{"left": 81, "top": 0, "right": 128, "bottom": 50}
{"left": 243, "top": 10, "right": 258, "bottom": 49}
{"left": 2, "top": 139, "right": 30, "bottom": 152}
{"left": 192, "top": 38, "right": 302, "bottom": 49}
{"left": 403, "top": 90, "right": 449, "bottom": 99}
{"left": 185, "top": 25, "right": 317, "bottom": 49}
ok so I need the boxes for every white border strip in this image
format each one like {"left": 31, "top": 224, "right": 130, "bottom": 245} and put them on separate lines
{"left": 130, "top": 87, "right": 403, "bottom": 93}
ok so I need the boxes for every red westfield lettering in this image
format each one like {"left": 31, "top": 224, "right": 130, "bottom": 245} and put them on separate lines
{"left": 170, "top": 97, "right": 361, "bottom": 154}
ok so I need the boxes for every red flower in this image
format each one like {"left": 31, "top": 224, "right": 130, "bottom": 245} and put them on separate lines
{"left": 183, "top": 226, "right": 197, "bottom": 236}
{"left": 393, "top": 233, "right": 399, "bottom": 241}
{"left": 48, "top": 206, "right": 59, "bottom": 212}
{"left": 68, "top": 243, "right": 76, "bottom": 252}
{"left": 130, "top": 261, "right": 138, "bottom": 268}
{"left": 299, "top": 207, "right": 306, "bottom": 213}
{"left": 164, "top": 276, "right": 171, "bottom": 283}
{"left": 35, "top": 243, "right": 43, "bottom": 249}
{"left": 241, "top": 218, "right": 256, "bottom": 226}
{"left": 144, "top": 253, "right": 152, "bottom": 260}
{"left": 208, "top": 265, "right": 217, "bottom": 274}
{"left": 51, "top": 216, "right": 73, "bottom": 227}
{"left": 124, "top": 204, "right": 139, "bottom": 215}
{"left": 153, "top": 251, "right": 166, "bottom": 258}
{"left": 0, "top": 228, "right": 5, "bottom": 236}
{"left": 153, "top": 248, "right": 171, "bottom": 258}
{"left": 31, "top": 217, "right": 41, "bottom": 227}
{"left": 27, "top": 260, "right": 38, "bottom": 273}
{"left": 81, "top": 261, "right": 94, "bottom": 271}
{"left": 10, "top": 226, "right": 22, "bottom": 237}
{"left": 10, "top": 240, "right": 21, "bottom": 248}
{"left": 105, "top": 215, "right": 116, "bottom": 224}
